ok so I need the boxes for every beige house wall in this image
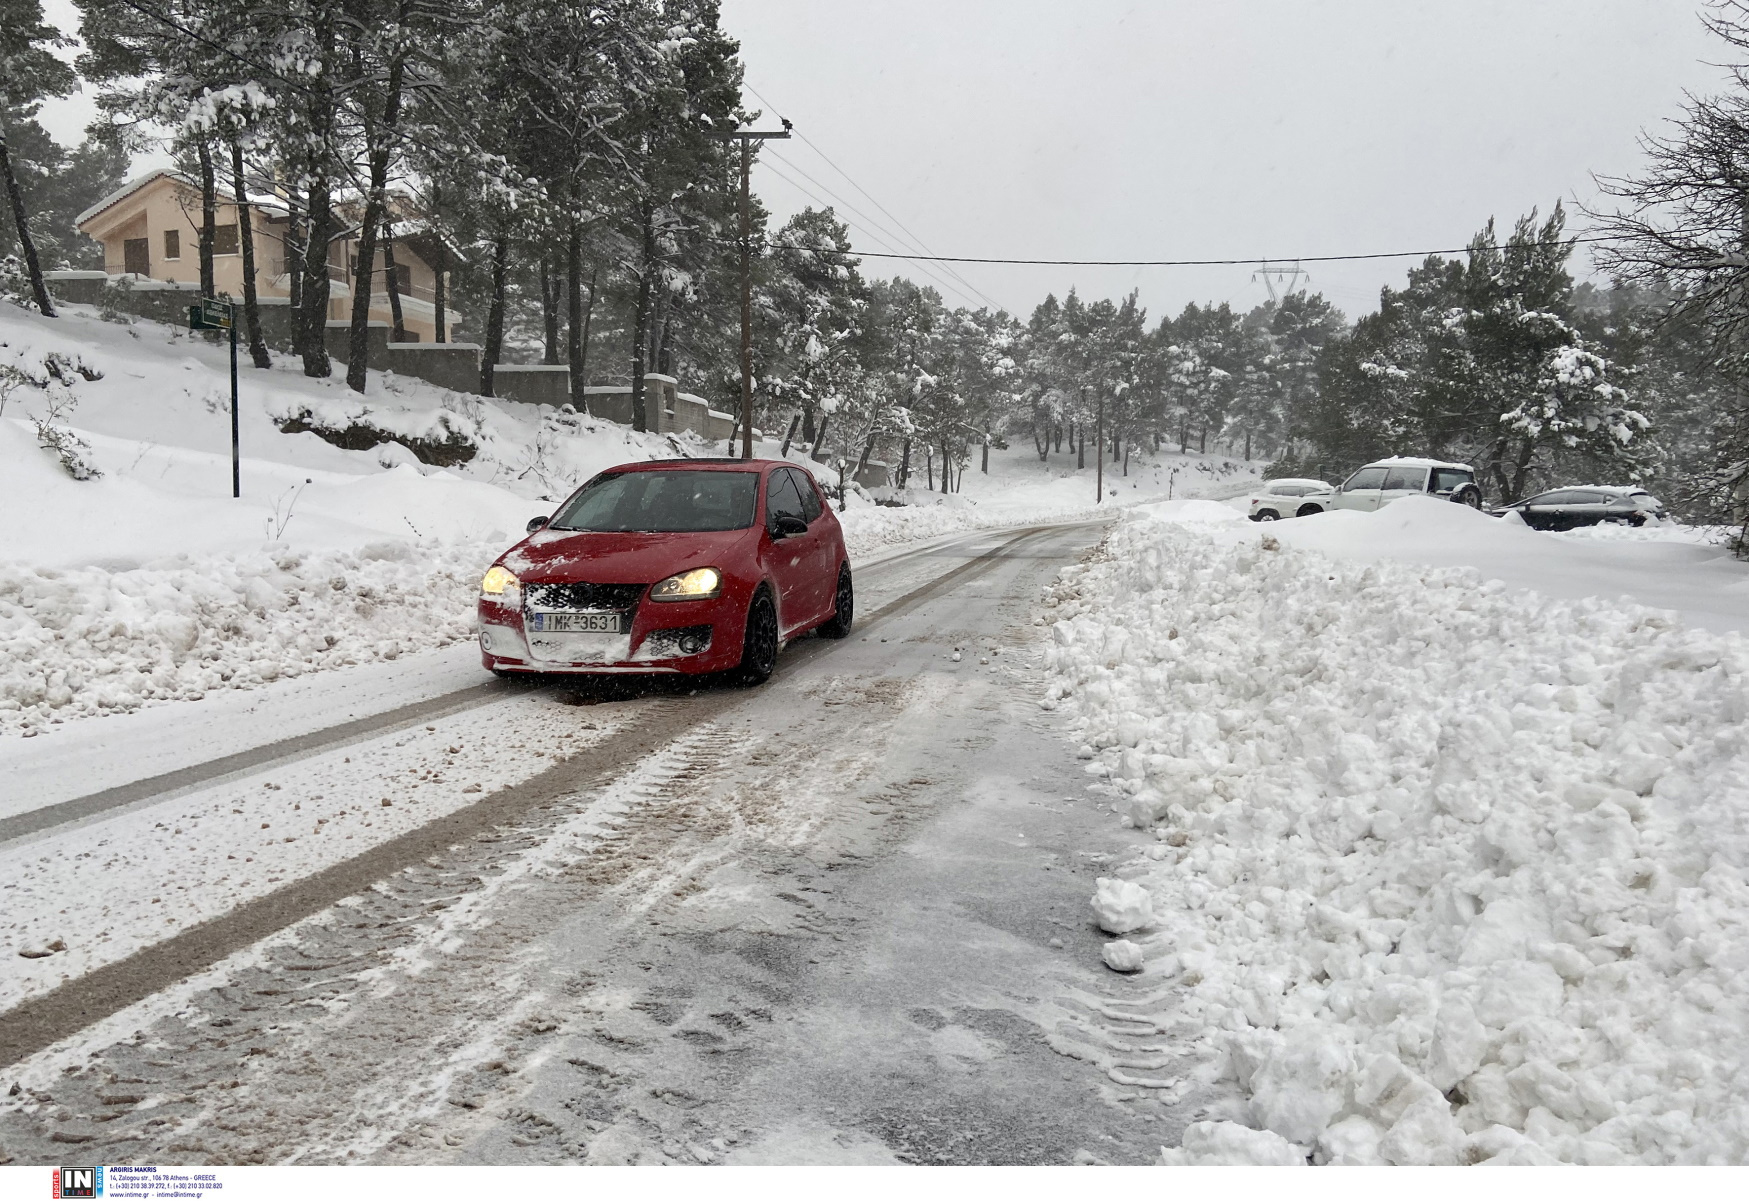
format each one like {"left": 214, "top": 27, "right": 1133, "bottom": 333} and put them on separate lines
{"left": 78, "top": 173, "right": 459, "bottom": 344}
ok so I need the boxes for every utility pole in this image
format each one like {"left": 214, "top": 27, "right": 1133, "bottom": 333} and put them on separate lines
{"left": 1096, "top": 390, "right": 1104, "bottom": 504}
{"left": 710, "top": 121, "right": 791, "bottom": 459}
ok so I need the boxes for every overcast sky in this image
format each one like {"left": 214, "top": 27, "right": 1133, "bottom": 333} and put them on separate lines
{"left": 37, "top": 0, "right": 1731, "bottom": 325}
{"left": 721, "top": 0, "right": 1727, "bottom": 322}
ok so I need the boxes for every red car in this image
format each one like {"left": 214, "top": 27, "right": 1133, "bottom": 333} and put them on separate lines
{"left": 477, "top": 459, "right": 852, "bottom": 684}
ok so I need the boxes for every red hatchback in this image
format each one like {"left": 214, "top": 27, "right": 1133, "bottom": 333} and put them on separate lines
{"left": 477, "top": 459, "right": 852, "bottom": 684}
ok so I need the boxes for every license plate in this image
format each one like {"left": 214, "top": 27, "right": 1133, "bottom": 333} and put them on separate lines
{"left": 528, "top": 611, "right": 623, "bottom": 634}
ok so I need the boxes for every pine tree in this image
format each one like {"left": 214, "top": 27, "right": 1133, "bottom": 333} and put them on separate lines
{"left": 0, "top": 0, "right": 76, "bottom": 316}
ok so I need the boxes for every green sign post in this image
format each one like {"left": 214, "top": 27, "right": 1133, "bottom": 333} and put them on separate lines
{"left": 190, "top": 298, "right": 240, "bottom": 498}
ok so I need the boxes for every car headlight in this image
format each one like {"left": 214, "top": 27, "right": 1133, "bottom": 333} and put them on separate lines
{"left": 650, "top": 567, "right": 722, "bottom": 601}
{"left": 480, "top": 565, "right": 519, "bottom": 598}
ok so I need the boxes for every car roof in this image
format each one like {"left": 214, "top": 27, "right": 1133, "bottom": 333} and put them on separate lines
{"left": 605, "top": 458, "right": 782, "bottom": 472}
{"left": 1571, "top": 484, "right": 1654, "bottom": 496}
{"left": 1362, "top": 456, "right": 1473, "bottom": 471}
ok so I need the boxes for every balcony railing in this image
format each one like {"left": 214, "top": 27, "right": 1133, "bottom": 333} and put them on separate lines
{"left": 268, "top": 259, "right": 441, "bottom": 304}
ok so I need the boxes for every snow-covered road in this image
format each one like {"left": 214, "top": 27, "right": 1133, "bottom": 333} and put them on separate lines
{"left": 0, "top": 519, "right": 1209, "bottom": 1165}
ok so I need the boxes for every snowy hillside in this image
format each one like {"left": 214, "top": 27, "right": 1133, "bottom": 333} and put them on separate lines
{"left": 0, "top": 302, "right": 1257, "bottom": 735}
{"left": 1048, "top": 499, "right": 1749, "bottom": 1164}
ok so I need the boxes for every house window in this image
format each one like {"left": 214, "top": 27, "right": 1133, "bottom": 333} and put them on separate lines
{"left": 163, "top": 229, "right": 181, "bottom": 259}
{"left": 212, "top": 223, "right": 239, "bottom": 255}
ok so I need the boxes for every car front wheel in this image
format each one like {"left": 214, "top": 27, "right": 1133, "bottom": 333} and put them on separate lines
{"left": 736, "top": 588, "right": 780, "bottom": 686}
{"left": 817, "top": 565, "right": 853, "bottom": 639}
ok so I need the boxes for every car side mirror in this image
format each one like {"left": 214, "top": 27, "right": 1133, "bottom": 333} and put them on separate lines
{"left": 526, "top": 515, "right": 550, "bottom": 533}
{"left": 770, "top": 514, "right": 808, "bottom": 538}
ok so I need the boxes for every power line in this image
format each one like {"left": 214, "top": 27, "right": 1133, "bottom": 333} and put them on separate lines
{"left": 744, "top": 83, "right": 1002, "bottom": 308}
{"left": 755, "top": 157, "right": 994, "bottom": 311}
{"left": 739, "top": 82, "right": 1620, "bottom": 273}
{"left": 731, "top": 234, "right": 1621, "bottom": 268}
{"left": 755, "top": 156, "right": 992, "bottom": 310}
{"left": 762, "top": 145, "right": 1008, "bottom": 311}
{"left": 743, "top": 82, "right": 1004, "bottom": 310}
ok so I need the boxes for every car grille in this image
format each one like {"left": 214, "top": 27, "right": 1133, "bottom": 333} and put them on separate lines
{"left": 524, "top": 582, "right": 647, "bottom": 611}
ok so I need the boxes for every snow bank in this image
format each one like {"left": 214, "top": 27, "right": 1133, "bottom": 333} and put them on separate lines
{"left": 1271, "top": 497, "right": 1749, "bottom": 638}
{"left": 1045, "top": 510, "right": 1749, "bottom": 1164}
{"left": 0, "top": 537, "right": 495, "bottom": 735}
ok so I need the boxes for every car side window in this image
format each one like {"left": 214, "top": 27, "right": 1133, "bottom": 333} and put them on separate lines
{"left": 767, "top": 471, "right": 805, "bottom": 524}
{"left": 1383, "top": 466, "right": 1428, "bottom": 492}
{"left": 1344, "top": 467, "right": 1387, "bottom": 490}
{"left": 788, "top": 468, "right": 823, "bottom": 522}
{"left": 1532, "top": 490, "right": 1576, "bottom": 505}
{"left": 1430, "top": 468, "right": 1471, "bottom": 494}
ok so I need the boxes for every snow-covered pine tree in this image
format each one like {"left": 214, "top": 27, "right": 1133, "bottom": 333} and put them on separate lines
{"left": 763, "top": 206, "right": 864, "bottom": 449}
{"left": 0, "top": 0, "right": 76, "bottom": 316}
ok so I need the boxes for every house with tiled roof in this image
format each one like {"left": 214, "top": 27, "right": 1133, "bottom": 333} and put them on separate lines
{"left": 75, "top": 170, "right": 460, "bottom": 344}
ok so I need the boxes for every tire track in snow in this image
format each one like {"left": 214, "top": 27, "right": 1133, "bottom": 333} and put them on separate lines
{"left": 0, "top": 521, "right": 1080, "bottom": 1070}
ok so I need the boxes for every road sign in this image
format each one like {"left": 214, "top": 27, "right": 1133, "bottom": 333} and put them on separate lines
{"left": 189, "top": 297, "right": 242, "bottom": 496}
{"left": 188, "top": 297, "right": 234, "bottom": 330}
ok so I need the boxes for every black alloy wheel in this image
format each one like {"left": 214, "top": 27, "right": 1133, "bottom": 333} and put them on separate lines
{"left": 818, "top": 565, "right": 854, "bottom": 639}
{"left": 737, "top": 588, "right": 780, "bottom": 686}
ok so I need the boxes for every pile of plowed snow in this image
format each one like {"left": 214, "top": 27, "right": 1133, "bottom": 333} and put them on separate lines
{"left": 1044, "top": 504, "right": 1749, "bottom": 1164}
{"left": 1, "top": 537, "right": 490, "bottom": 736}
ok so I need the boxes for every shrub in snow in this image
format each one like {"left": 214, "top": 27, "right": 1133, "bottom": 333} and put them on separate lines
{"left": 32, "top": 418, "right": 102, "bottom": 480}
{"left": 1090, "top": 877, "right": 1154, "bottom": 934}
{"left": 272, "top": 398, "right": 479, "bottom": 466}
{"left": 1102, "top": 938, "right": 1145, "bottom": 972}
{"left": 1047, "top": 512, "right": 1749, "bottom": 1164}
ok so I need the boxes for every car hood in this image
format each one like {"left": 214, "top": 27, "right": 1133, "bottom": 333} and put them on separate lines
{"left": 502, "top": 527, "right": 754, "bottom": 584}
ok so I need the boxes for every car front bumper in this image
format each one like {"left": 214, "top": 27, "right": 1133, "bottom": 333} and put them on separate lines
{"left": 477, "top": 597, "right": 741, "bottom": 676}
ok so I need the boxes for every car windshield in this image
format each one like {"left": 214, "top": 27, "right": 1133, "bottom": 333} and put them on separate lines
{"left": 550, "top": 470, "right": 758, "bottom": 533}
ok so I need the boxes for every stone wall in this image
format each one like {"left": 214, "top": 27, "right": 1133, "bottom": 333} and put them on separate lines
{"left": 323, "top": 320, "right": 390, "bottom": 371}
{"left": 582, "top": 386, "right": 634, "bottom": 424}
{"left": 643, "top": 373, "right": 679, "bottom": 433}
{"left": 494, "top": 364, "right": 570, "bottom": 407}
{"left": 387, "top": 343, "right": 481, "bottom": 393}
{"left": 670, "top": 392, "right": 710, "bottom": 436}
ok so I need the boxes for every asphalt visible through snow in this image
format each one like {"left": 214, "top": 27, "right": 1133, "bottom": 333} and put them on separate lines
{"left": 0, "top": 520, "right": 1225, "bottom": 1165}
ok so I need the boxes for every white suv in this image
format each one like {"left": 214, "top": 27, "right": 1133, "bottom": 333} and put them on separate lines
{"left": 1246, "top": 478, "right": 1336, "bottom": 521}
{"left": 1330, "top": 457, "right": 1481, "bottom": 512}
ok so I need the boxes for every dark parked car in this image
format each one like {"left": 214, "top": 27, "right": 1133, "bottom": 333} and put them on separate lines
{"left": 1490, "top": 485, "right": 1666, "bottom": 531}
{"left": 477, "top": 459, "right": 852, "bottom": 685}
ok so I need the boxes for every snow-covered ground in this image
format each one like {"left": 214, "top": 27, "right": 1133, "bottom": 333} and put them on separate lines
{"left": 1, "top": 301, "right": 1255, "bottom": 737}
{"left": 1048, "top": 497, "right": 1749, "bottom": 1164}
{"left": 1246, "top": 495, "right": 1749, "bottom": 637}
